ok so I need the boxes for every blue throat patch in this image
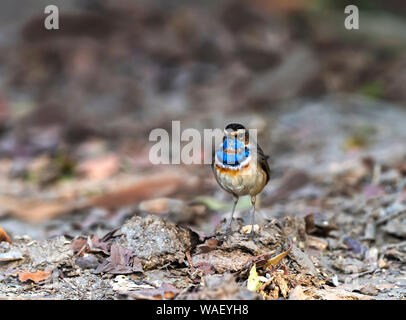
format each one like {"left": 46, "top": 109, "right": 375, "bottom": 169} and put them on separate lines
{"left": 216, "top": 137, "right": 249, "bottom": 166}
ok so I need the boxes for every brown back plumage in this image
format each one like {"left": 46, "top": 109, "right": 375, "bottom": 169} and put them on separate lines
{"left": 256, "top": 143, "right": 271, "bottom": 184}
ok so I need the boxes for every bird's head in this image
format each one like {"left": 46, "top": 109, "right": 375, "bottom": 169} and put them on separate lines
{"left": 224, "top": 123, "right": 249, "bottom": 143}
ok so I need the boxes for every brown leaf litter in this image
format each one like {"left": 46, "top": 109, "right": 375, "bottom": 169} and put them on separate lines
{"left": 185, "top": 216, "right": 325, "bottom": 299}
{"left": 18, "top": 270, "right": 52, "bottom": 283}
{"left": 0, "top": 215, "right": 330, "bottom": 299}
{"left": 65, "top": 214, "right": 326, "bottom": 300}
{"left": 263, "top": 241, "right": 293, "bottom": 269}
{"left": 0, "top": 227, "right": 12, "bottom": 244}
{"left": 94, "top": 243, "right": 143, "bottom": 274}
{"left": 89, "top": 171, "right": 200, "bottom": 210}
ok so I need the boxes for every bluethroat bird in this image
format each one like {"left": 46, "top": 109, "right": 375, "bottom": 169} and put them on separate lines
{"left": 212, "top": 123, "right": 270, "bottom": 238}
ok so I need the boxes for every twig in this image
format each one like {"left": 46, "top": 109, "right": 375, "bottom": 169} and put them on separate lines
{"left": 376, "top": 210, "right": 406, "bottom": 225}
{"left": 350, "top": 268, "right": 377, "bottom": 280}
{"left": 61, "top": 278, "right": 84, "bottom": 299}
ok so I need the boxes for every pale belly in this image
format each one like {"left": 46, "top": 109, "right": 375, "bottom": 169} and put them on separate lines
{"left": 214, "top": 160, "right": 267, "bottom": 197}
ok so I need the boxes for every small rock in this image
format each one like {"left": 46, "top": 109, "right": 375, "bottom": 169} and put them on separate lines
{"left": 333, "top": 257, "right": 369, "bottom": 274}
{"left": 364, "top": 247, "right": 378, "bottom": 265}
{"left": 289, "top": 245, "right": 318, "bottom": 277}
{"left": 116, "top": 215, "right": 198, "bottom": 269}
{"left": 359, "top": 283, "right": 379, "bottom": 296}
{"left": 0, "top": 250, "right": 23, "bottom": 262}
{"left": 240, "top": 224, "right": 259, "bottom": 234}
{"left": 75, "top": 254, "right": 100, "bottom": 270}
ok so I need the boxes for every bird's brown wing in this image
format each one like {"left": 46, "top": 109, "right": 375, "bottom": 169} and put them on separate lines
{"left": 257, "top": 143, "right": 271, "bottom": 184}
{"left": 211, "top": 144, "right": 216, "bottom": 171}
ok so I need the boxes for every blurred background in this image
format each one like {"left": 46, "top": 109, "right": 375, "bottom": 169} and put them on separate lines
{"left": 1, "top": 0, "right": 406, "bottom": 241}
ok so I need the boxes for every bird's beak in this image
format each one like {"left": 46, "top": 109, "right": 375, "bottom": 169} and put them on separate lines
{"left": 224, "top": 129, "right": 235, "bottom": 137}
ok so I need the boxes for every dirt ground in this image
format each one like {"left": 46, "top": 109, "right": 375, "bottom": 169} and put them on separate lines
{"left": 1, "top": 96, "right": 406, "bottom": 300}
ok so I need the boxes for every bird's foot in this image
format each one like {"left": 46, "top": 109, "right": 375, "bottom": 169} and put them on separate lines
{"left": 249, "top": 229, "right": 255, "bottom": 238}
{"left": 241, "top": 227, "right": 257, "bottom": 241}
{"left": 222, "top": 228, "right": 232, "bottom": 241}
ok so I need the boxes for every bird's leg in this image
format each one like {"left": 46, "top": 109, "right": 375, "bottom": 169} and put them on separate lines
{"left": 249, "top": 196, "right": 256, "bottom": 239}
{"left": 225, "top": 196, "right": 238, "bottom": 237}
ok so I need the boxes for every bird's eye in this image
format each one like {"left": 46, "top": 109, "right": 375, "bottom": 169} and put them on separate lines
{"left": 237, "top": 132, "right": 245, "bottom": 140}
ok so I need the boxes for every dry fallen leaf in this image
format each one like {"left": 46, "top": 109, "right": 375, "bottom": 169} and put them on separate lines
{"left": 0, "top": 195, "right": 82, "bottom": 223}
{"left": 89, "top": 171, "right": 199, "bottom": 209}
{"left": 264, "top": 242, "right": 293, "bottom": 270}
{"left": 247, "top": 265, "right": 261, "bottom": 292}
{"left": 70, "top": 237, "right": 88, "bottom": 253}
{"left": 76, "top": 154, "right": 119, "bottom": 180}
{"left": 0, "top": 227, "right": 12, "bottom": 243}
{"left": 18, "top": 270, "right": 52, "bottom": 283}
{"left": 196, "top": 238, "right": 219, "bottom": 253}
{"left": 274, "top": 271, "right": 289, "bottom": 298}
{"left": 94, "top": 243, "right": 143, "bottom": 274}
